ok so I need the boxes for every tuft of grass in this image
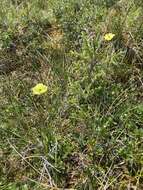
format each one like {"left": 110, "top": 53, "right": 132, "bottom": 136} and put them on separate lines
{"left": 0, "top": 0, "right": 143, "bottom": 189}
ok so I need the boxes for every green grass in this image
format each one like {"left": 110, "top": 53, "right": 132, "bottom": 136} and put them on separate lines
{"left": 0, "top": 0, "right": 143, "bottom": 189}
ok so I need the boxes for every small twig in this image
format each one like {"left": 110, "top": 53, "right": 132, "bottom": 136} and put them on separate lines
{"left": 7, "top": 139, "right": 49, "bottom": 183}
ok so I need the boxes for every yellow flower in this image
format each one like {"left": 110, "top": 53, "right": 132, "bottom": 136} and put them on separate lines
{"left": 104, "top": 33, "right": 115, "bottom": 41}
{"left": 31, "top": 83, "right": 47, "bottom": 95}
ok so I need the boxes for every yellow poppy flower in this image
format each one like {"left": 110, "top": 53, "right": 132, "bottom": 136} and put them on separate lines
{"left": 104, "top": 33, "right": 115, "bottom": 41}
{"left": 31, "top": 83, "right": 48, "bottom": 95}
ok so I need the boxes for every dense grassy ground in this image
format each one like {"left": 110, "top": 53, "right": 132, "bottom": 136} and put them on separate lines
{"left": 0, "top": 0, "right": 143, "bottom": 189}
